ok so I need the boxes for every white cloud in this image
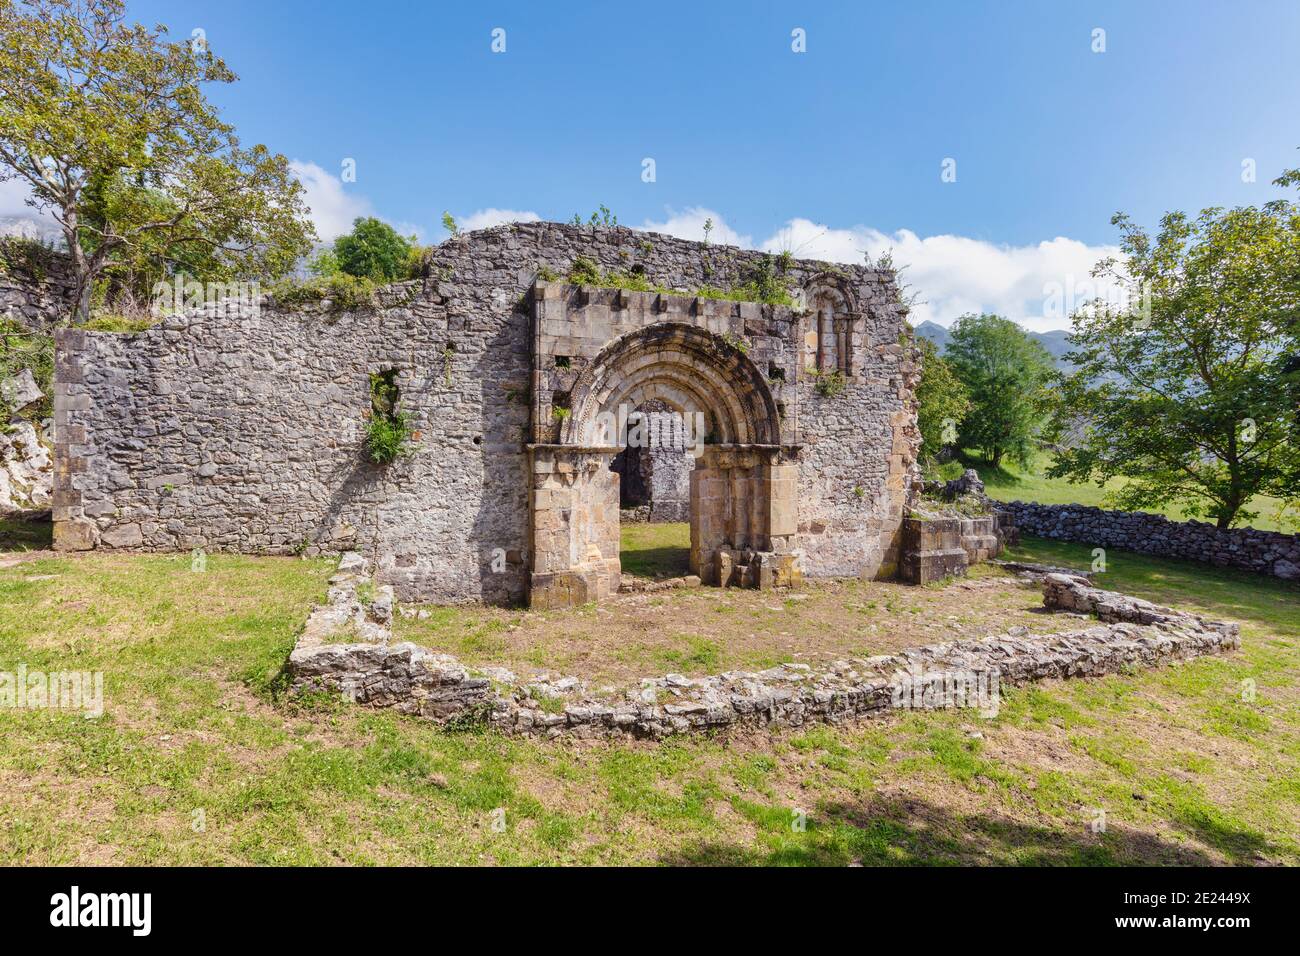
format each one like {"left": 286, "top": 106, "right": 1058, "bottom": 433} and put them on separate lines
{"left": 638, "top": 207, "right": 752, "bottom": 248}
{"left": 289, "top": 160, "right": 375, "bottom": 241}
{"left": 458, "top": 208, "right": 541, "bottom": 232}
{"left": 634, "top": 209, "right": 1117, "bottom": 330}
{"left": 755, "top": 218, "right": 1121, "bottom": 333}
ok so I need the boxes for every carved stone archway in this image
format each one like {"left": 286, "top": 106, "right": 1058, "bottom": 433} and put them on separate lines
{"left": 527, "top": 310, "right": 800, "bottom": 609}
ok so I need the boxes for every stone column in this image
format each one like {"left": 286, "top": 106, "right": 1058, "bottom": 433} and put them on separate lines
{"left": 689, "top": 445, "right": 802, "bottom": 589}
{"left": 527, "top": 445, "right": 621, "bottom": 609}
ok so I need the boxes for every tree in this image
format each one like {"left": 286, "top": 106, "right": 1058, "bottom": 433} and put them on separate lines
{"left": 944, "top": 313, "right": 1056, "bottom": 468}
{"left": 332, "top": 217, "right": 413, "bottom": 282}
{"left": 0, "top": 0, "right": 315, "bottom": 322}
{"left": 1048, "top": 167, "right": 1300, "bottom": 528}
{"left": 914, "top": 336, "right": 970, "bottom": 462}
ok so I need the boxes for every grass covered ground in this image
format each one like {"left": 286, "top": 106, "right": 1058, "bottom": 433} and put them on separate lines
{"left": 931, "top": 452, "right": 1296, "bottom": 533}
{"left": 1, "top": 535, "right": 1296, "bottom": 866}
{"left": 396, "top": 523, "right": 1069, "bottom": 682}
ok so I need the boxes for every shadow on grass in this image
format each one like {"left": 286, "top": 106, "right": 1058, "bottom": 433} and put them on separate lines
{"left": 0, "top": 514, "right": 52, "bottom": 552}
{"left": 660, "top": 793, "right": 1261, "bottom": 866}
{"left": 620, "top": 545, "right": 691, "bottom": 580}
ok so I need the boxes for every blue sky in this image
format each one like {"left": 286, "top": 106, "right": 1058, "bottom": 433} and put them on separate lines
{"left": 9, "top": 0, "right": 1300, "bottom": 329}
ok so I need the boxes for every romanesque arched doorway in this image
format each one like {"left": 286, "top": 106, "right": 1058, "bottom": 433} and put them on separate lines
{"left": 527, "top": 296, "right": 801, "bottom": 609}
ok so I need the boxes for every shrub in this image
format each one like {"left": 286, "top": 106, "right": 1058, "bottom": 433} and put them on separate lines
{"left": 365, "top": 370, "right": 414, "bottom": 465}
{"left": 812, "top": 368, "right": 847, "bottom": 398}
{"left": 0, "top": 320, "right": 53, "bottom": 419}
{"left": 365, "top": 413, "right": 412, "bottom": 465}
{"left": 83, "top": 315, "right": 155, "bottom": 333}
{"left": 269, "top": 273, "right": 377, "bottom": 311}
{"left": 333, "top": 217, "right": 414, "bottom": 282}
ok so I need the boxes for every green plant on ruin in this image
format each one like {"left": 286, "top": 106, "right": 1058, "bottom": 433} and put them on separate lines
{"left": 564, "top": 251, "right": 794, "bottom": 306}
{"left": 718, "top": 331, "right": 749, "bottom": 355}
{"left": 535, "top": 265, "right": 560, "bottom": 281}
{"left": 570, "top": 204, "right": 617, "bottom": 228}
{"left": 809, "top": 367, "right": 847, "bottom": 398}
{"left": 0, "top": 237, "right": 53, "bottom": 282}
{"left": 365, "top": 369, "right": 414, "bottom": 465}
{"left": 441, "top": 211, "right": 460, "bottom": 236}
{"left": 567, "top": 255, "right": 603, "bottom": 285}
{"left": 552, "top": 406, "right": 571, "bottom": 422}
{"left": 269, "top": 273, "right": 378, "bottom": 312}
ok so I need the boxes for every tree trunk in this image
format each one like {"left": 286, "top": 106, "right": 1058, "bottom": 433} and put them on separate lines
{"left": 62, "top": 205, "right": 93, "bottom": 325}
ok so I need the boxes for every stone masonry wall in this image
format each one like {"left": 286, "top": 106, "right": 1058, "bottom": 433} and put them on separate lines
{"left": 55, "top": 222, "right": 918, "bottom": 603}
{"left": 1003, "top": 501, "right": 1300, "bottom": 582}
{"left": 0, "top": 240, "right": 77, "bottom": 331}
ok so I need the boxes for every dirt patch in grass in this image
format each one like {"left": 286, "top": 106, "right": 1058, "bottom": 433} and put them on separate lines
{"left": 395, "top": 566, "right": 1070, "bottom": 683}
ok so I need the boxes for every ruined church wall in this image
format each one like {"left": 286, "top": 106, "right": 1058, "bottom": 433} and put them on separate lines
{"left": 55, "top": 222, "right": 918, "bottom": 602}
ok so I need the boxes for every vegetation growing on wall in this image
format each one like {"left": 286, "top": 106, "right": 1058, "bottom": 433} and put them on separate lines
{"left": 565, "top": 252, "right": 794, "bottom": 306}
{"left": 365, "top": 369, "right": 414, "bottom": 465}
{"left": 570, "top": 204, "right": 618, "bottom": 227}
{"left": 809, "top": 367, "right": 847, "bottom": 398}
{"left": 270, "top": 273, "right": 379, "bottom": 311}
{"left": 82, "top": 314, "right": 155, "bottom": 333}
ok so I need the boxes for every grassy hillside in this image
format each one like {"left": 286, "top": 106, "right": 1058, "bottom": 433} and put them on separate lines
{"left": 930, "top": 452, "right": 1296, "bottom": 534}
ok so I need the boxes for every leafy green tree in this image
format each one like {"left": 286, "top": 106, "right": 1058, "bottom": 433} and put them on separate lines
{"left": 945, "top": 313, "right": 1056, "bottom": 468}
{"left": 332, "top": 217, "right": 413, "bottom": 282}
{"left": 0, "top": 0, "right": 315, "bottom": 322}
{"left": 1048, "top": 167, "right": 1300, "bottom": 528}
{"left": 915, "top": 336, "right": 970, "bottom": 462}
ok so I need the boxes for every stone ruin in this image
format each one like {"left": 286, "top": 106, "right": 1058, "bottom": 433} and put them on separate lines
{"left": 51, "top": 221, "right": 922, "bottom": 608}
{"left": 611, "top": 399, "right": 692, "bottom": 523}
{"left": 900, "top": 469, "right": 1016, "bottom": 584}
{"left": 287, "top": 552, "right": 1240, "bottom": 739}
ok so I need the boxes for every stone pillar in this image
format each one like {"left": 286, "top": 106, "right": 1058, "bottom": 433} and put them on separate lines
{"left": 689, "top": 445, "right": 802, "bottom": 589}
{"left": 51, "top": 328, "right": 97, "bottom": 551}
{"left": 528, "top": 445, "right": 621, "bottom": 609}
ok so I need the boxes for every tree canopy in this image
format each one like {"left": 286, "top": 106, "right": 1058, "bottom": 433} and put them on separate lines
{"left": 1048, "top": 166, "right": 1300, "bottom": 528}
{"left": 0, "top": 0, "right": 315, "bottom": 321}
{"left": 331, "top": 217, "right": 415, "bottom": 283}
{"left": 914, "top": 336, "right": 971, "bottom": 462}
{"left": 944, "top": 313, "right": 1056, "bottom": 468}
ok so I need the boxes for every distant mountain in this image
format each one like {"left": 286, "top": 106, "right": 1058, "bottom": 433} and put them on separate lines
{"left": 0, "top": 216, "right": 64, "bottom": 246}
{"left": 913, "top": 319, "right": 1074, "bottom": 364}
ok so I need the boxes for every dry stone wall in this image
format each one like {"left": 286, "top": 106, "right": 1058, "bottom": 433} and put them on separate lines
{"left": 287, "top": 558, "right": 1241, "bottom": 740}
{"left": 1003, "top": 501, "right": 1300, "bottom": 582}
{"left": 55, "top": 222, "right": 918, "bottom": 603}
{"left": 0, "top": 240, "right": 77, "bottom": 331}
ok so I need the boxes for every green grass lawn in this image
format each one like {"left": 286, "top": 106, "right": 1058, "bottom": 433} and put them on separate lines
{"left": 619, "top": 521, "right": 691, "bottom": 579}
{"left": 1, "top": 540, "right": 1296, "bottom": 865}
{"left": 931, "top": 452, "right": 1297, "bottom": 533}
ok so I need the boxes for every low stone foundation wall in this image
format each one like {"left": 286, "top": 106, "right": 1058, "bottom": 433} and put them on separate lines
{"left": 1002, "top": 501, "right": 1300, "bottom": 582}
{"left": 287, "top": 556, "right": 1240, "bottom": 740}
{"left": 899, "top": 513, "right": 1010, "bottom": 584}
